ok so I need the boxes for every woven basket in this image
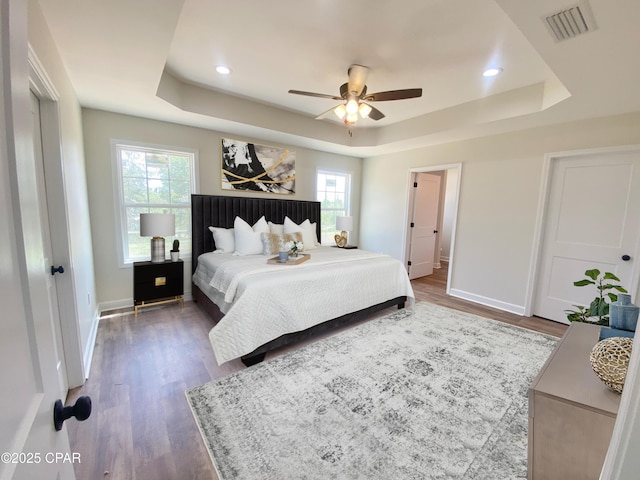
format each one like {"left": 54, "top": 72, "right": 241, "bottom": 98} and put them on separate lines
{"left": 590, "top": 337, "right": 633, "bottom": 394}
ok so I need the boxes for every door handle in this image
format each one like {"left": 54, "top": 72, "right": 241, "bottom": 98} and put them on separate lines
{"left": 433, "top": 230, "right": 438, "bottom": 234}
{"left": 622, "top": 255, "right": 632, "bottom": 261}
{"left": 51, "top": 265, "right": 64, "bottom": 275}
{"left": 54, "top": 396, "right": 92, "bottom": 431}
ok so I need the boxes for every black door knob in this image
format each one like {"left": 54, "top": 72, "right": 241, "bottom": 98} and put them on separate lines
{"left": 51, "top": 265, "right": 64, "bottom": 275}
{"left": 54, "top": 396, "right": 92, "bottom": 431}
{"left": 622, "top": 255, "right": 631, "bottom": 261}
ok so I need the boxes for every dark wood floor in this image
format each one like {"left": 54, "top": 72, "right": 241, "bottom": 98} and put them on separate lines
{"left": 67, "top": 264, "right": 566, "bottom": 479}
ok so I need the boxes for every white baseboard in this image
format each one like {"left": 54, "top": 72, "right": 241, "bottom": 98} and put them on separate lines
{"left": 98, "top": 298, "right": 133, "bottom": 314}
{"left": 448, "top": 288, "right": 526, "bottom": 316}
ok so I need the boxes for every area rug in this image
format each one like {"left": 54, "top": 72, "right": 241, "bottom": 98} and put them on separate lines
{"left": 186, "top": 302, "right": 558, "bottom": 480}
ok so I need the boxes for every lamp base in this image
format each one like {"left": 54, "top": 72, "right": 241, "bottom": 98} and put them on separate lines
{"left": 334, "top": 230, "right": 348, "bottom": 248}
{"left": 150, "top": 237, "right": 166, "bottom": 263}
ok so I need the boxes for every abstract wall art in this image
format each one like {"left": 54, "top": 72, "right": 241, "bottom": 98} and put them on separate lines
{"left": 221, "top": 138, "right": 295, "bottom": 194}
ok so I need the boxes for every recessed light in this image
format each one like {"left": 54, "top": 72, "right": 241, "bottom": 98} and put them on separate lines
{"left": 483, "top": 67, "right": 503, "bottom": 77}
{"left": 216, "top": 65, "right": 231, "bottom": 75}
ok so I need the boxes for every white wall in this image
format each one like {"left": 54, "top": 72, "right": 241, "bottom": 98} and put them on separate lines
{"left": 361, "top": 112, "right": 640, "bottom": 314}
{"left": 81, "top": 109, "right": 363, "bottom": 308}
{"left": 27, "top": 0, "right": 97, "bottom": 387}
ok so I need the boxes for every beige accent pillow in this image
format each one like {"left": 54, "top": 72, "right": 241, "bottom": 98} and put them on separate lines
{"left": 261, "top": 232, "right": 303, "bottom": 256}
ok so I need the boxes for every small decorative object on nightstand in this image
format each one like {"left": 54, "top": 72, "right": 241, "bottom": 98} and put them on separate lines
{"left": 335, "top": 215, "right": 353, "bottom": 248}
{"left": 170, "top": 239, "right": 180, "bottom": 262}
{"left": 133, "top": 259, "right": 184, "bottom": 317}
{"left": 590, "top": 337, "right": 633, "bottom": 393}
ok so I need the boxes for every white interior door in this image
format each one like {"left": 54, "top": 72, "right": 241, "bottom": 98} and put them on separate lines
{"left": 408, "top": 172, "right": 441, "bottom": 280}
{"left": 534, "top": 149, "right": 640, "bottom": 323}
{"left": 31, "top": 90, "right": 68, "bottom": 395}
{"left": 0, "top": 17, "right": 76, "bottom": 472}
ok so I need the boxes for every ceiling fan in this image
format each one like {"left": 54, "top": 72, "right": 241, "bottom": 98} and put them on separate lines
{"left": 288, "top": 64, "right": 422, "bottom": 125}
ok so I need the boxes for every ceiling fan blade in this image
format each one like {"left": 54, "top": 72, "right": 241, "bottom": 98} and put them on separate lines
{"left": 347, "top": 64, "right": 369, "bottom": 97}
{"left": 365, "top": 104, "right": 385, "bottom": 121}
{"left": 288, "top": 89, "right": 342, "bottom": 100}
{"left": 364, "top": 88, "right": 423, "bottom": 102}
{"left": 315, "top": 105, "right": 340, "bottom": 120}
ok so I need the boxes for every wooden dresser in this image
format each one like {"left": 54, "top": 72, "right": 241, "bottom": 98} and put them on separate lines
{"left": 528, "top": 323, "right": 621, "bottom": 480}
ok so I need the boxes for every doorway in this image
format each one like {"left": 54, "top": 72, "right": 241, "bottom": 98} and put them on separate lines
{"left": 405, "top": 164, "right": 462, "bottom": 292}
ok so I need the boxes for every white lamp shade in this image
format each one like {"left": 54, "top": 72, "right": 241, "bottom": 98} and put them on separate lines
{"left": 140, "top": 213, "right": 175, "bottom": 237}
{"left": 336, "top": 216, "right": 353, "bottom": 231}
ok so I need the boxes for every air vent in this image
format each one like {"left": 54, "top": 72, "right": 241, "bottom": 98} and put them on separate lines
{"left": 544, "top": 1, "right": 597, "bottom": 42}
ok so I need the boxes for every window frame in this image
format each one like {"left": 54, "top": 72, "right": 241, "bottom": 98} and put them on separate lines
{"left": 111, "top": 139, "right": 199, "bottom": 267}
{"left": 315, "top": 168, "right": 352, "bottom": 245}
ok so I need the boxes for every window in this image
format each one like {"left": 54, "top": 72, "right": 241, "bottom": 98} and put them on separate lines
{"left": 113, "top": 141, "right": 197, "bottom": 265}
{"left": 316, "top": 170, "right": 351, "bottom": 244}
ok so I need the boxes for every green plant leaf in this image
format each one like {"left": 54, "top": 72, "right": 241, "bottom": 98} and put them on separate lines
{"left": 612, "top": 285, "right": 628, "bottom": 293}
{"left": 590, "top": 298, "right": 609, "bottom": 318}
{"left": 606, "top": 293, "right": 618, "bottom": 302}
{"left": 585, "top": 269, "right": 601, "bottom": 280}
{"left": 603, "top": 272, "right": 621, "bottom": 281}
{"left": 574, "top": 279, "right": 595, "bottom": 287}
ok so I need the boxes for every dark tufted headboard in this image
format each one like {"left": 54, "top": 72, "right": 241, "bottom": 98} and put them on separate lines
{"left": 191, "top": 194, "right": 321, "bottom": 273}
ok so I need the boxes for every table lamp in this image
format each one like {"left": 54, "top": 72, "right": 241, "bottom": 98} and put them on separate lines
{"left": 335, "top": 215, "right": 353, "bottom": 248}
{"left": 140, "top": 213, "right": 175, "bottom": 263}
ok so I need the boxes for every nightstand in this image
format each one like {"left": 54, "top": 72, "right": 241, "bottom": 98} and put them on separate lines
{"left": 133, "top": 260, "right": 184, "bottom": 317}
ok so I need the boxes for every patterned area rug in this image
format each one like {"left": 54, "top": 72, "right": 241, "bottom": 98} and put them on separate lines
{"left": 186, "top": 302, "right": 558, "bottom": 480}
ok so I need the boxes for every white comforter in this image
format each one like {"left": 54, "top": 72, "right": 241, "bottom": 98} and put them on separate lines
{"left": 193, "top": 247, "right": 414, "bottom": 364}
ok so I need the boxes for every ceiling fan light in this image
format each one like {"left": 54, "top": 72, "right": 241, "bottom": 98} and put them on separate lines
{"left": 345, "top": 99, "right": 359, "bottom": 115}
{"left": 358, "top": 103, "right": 372, "bottom": 118}
{"left": 334, "top": 104, "right": 347, "bottom": 119}
{"left": 345, "top": 113, "right": 358, "bottom": 124}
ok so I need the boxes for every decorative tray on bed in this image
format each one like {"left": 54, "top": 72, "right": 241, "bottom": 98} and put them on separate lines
{"left": 267, "top": 253, "right": 311, "bottom": 265}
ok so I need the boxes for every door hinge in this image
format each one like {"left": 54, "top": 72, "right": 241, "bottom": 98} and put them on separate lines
{"left": 407, "top": 261, "right": 412, "bottom": 266}
{"left": 413, "top": 182, "right": 418, "bottom": 188}
{"left": 410, "top": 222, "right": 415, "bottom": 228}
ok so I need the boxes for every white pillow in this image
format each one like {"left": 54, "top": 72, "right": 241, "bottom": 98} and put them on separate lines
{"left": 234, "top": 216, "right": 269, "bottom": 255}
{"left": 268, "top": 221, "right": 284, "bottom": 234}
{"left": 309, "top": 222, "right": 320, "bottom": 246}
{"left": 208, "top": 226, "right": 235, "bottom": 253}
{"left": 283, "top": 217, "right": 317, "bottom": 250}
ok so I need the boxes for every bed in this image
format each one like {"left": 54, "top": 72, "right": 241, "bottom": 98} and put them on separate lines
{"left": 191, "top": 194, "right": 414, "bottom": 366}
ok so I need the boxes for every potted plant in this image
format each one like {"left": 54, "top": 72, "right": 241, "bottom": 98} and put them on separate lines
{"left": 170, "top": 239, "right": 180, "bottom": 262}
{"left": 564, "top": 269, "right": 627, "bottom": 325}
